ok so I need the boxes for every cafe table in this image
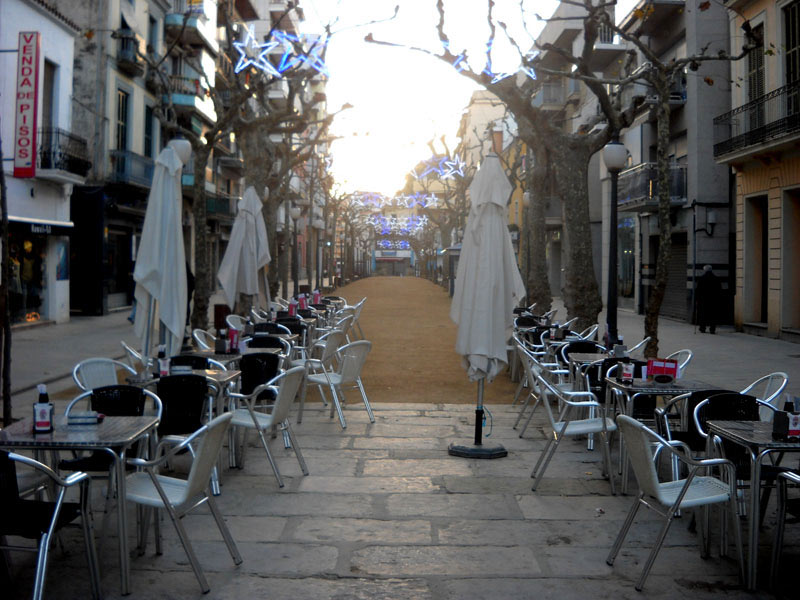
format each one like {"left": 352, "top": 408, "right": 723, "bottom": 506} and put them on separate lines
{"left": 0, "top": 415, "right": 159, "bottom": 595}
{"left": 706, "top": 420, "right": 800, "bottom": 590}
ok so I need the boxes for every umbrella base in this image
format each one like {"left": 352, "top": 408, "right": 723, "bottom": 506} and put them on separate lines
{"left": 447, "top": 442, "right": 507, "bottom": 459}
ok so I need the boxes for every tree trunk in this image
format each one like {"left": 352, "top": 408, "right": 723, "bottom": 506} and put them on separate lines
{"left": 644, "top": 76, "right": 673, "bottom": 357}
{"left": 548, "top": 141, "right": 603, "bottom": 330}
{"left": 190, "top": 143, "right": 211, "bottom": 330}
{"left": 526, "top": 146, "right": 552, "bottom": 313}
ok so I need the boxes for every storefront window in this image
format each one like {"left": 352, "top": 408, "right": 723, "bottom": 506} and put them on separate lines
{"left": 9, "top": 234, "right": 47, "bottom": 323}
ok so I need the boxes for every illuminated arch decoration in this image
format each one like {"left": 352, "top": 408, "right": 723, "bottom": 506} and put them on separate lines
{"left": 349, "top": 192, "right": 440, "bottom": 210}
{"left": 366, "top": 214, "right": 429, "bottom": 235}
{"left": 377, "top": 239, "right": 410, "bottom": 250}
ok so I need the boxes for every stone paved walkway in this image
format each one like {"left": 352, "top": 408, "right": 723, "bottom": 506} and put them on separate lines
{"left": 9, "top": 400, "right": 784, "bottom": 599}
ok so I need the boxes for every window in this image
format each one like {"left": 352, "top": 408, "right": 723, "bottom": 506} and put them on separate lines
{"left": 41, "top": 60, "right": 57, "bottom": 130}
{"left": 144, "top": 105, "right": 154, "bottom": 158}
{"left": 787, "top": 2, "right": 800, "bottom": 84}
{"left": 116, "top": 89, "right": 129, "bottom": 150}
{"left": 747, "top": 24, "right": 765, "bottom": 131}
{"left": 147, "top": 16, "right": 158, "bottom": 54}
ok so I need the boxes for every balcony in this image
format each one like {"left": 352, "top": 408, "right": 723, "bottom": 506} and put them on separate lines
{"left": 207, "top": 192, "right": 236, "bottom": 218}
{"left": 165, "top": 0, "right": 218, "bottom": 54}
{"left": 36, "top": 128, "right": 91, "bottom": 184}
{"left": 617, "top": 162, "right": 687, "bottom": 212}
{"left": 217, "top": 155, "right": 243, "bottom": 174}
{"left": 619, "top": 1, "right": 686, "bottom": 37}
{"left": 713, "top": 82, "right": 800, "bottom": 161}
{"left": 588, "top": 24, "right": 626, "bottom": 71}
{"left": 532, "top": 81, "right": 565, "bottom": 110}
{"left": 216, "top": 51, "right": 235, "bottom": 87}
{"left": 109, "top": 149, "right": 154, "bottom": 188}
{"left": 116, "top": 29, "right": 145, "bottom": 78}
{"left": 166, "top": 74, "right": 217, "bottom": 123}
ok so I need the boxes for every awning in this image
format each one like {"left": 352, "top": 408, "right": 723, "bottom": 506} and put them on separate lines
{"left": 9, "top": 215, "right": 74, "bottom": 236}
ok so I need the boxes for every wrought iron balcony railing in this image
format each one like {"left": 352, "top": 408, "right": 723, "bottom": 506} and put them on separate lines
{"left": 37, "top": 128, "right": 91, "bottom": 176}
{"left": 168, "top": 74, "right": 204, "bottom": 97}
{"left": 713, "top": 81, "right": 800, "bottom": 156}
{"left": 109, "top": 149, "right": 154, "bottom": 187}
{"left": 617, "top": 162, "right": 687, "bottom": 208}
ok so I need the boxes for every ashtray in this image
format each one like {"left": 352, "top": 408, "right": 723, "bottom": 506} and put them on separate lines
{"left": 68, "top": 411, "right": 105, "bottom": 425}
{"left": 652, "top": 374, "right": 675, "bottom": 385}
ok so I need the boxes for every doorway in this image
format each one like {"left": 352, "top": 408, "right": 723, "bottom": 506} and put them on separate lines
{"left": 744, "top": 195, "right": 769, "bottom": 324}
{"left": 782, "top": 190, "right": 800, "bottom": 329}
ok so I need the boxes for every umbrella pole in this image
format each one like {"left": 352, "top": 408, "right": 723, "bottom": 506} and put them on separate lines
{"left": 448, "top": 377, "right": 507, "bottom": 460}
{"left": 143, "top": 297, "right": 156, "bottom": 358}
{"left": 474, "top": 379, "right": 484, "bottom": 446}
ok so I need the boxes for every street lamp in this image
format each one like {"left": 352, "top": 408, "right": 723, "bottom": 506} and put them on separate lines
{"left": 602, "top": 136, "right": 627, "bottom": 347}
{"left": 290, "top": 204, "right": 302, "bottom": 297}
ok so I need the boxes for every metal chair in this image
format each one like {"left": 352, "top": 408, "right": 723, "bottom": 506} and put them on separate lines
{"left": 225, "top": 314, "right": 247, "bottom": 332}
{"left": 770, "top": 470, "right": 800, "bottom": 587}
{"left": 606, "top": 415, "right": 744, "bottom": 592}
{"left": 121, "top": 340, "right": 149, "bottom": 371}
{"left": 72, "top": 357, "right": 137, "bottom": 391}
{"left": 192, "top": 328, "right": 216, "bottom": 351}
{"left": 530, "top": 367, "right": 616, "bottom": 493}
{"left": 306, "top": 340, "right": 375, "bottom": 429}
{"left": 296, "top": 330, "right": 347, "bottom": 423}
{"left": 0, "top": 451, "right": 101, "bottom": 600}
{"left": 665, "top": 348, "right": 693, "bottom": 377}
{"left": 628, "top": 336, "right": 651, "bottom": 356}
{"left": 226, "top": 366, "right": 309, "bottom": 488}
{"left": 739, "top": 372, "right": 789, "bottom": 421}
{"left": 125, "top": 413, "right": 242, "bottom": 594}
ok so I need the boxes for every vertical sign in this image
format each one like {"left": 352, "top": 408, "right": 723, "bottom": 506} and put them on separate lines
{"left": 14, "top": 31, "right": 40, "bottom": 178}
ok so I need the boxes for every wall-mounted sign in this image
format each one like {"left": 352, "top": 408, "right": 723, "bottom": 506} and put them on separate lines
{"left": 14, "top": 31, "right": 40, "bottom": 178}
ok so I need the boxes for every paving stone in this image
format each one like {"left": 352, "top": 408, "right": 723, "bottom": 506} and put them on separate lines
{"left": 297, "top": 475, "right": 438, "bottom": 494}
{"left": 353, "top": 437, "right": 446, "bottom": 450}
{"left": 361, "top": 458, "right": 473, "bottom": 476}
{"left": 220, "top": 490, "right": 381, "bottom": 517}
{"left": 350, "top": 544, "right": 542, "bottom": 576}
{"left": 291, "top": 517, "right": 432, "bottom": 544}
{"left": 386, "top": 493, "right": 524, "bottom": 519}
{"left": 516, "top": 493, "right": 643, "bottom": 521}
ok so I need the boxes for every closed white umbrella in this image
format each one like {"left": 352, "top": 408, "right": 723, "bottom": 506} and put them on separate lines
{"left": 133, "top": 139, "right": 191, "bottom": 358}
{"left": 449, "top": 153, "right": 525, "bottom": 457}
{"left": 217, "top": 186, "right": 271, "bottom": 309}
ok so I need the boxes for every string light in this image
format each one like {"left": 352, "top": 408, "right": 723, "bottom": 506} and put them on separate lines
{"left": 366, "top": 214, "right": 429, "bottom": 235}
{"left": 442, "top": 40, "right": 537, "bottom": 83}
{"left": 349, "top": 192, "right": 440, "bottom": 209}
{"left": 233, "top": 26, "right": 280, "bottom": 76}
{"left": 233, "top": 27, "right": 330, "bottom": 77}
{"left": 409, "top": 155, "right": 466, "bottom": 180}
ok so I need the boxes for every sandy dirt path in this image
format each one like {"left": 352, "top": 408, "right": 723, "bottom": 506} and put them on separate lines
{"left": 332, "top": 276, "right": 517, "bottom": 404}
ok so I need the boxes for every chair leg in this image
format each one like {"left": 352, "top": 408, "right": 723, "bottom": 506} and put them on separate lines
{"left": 635, "top": 512, "right": 675, "bottom": 591}
{"left": 206, "top": 493, "right": 243, "bottom": 565}
{"left": 607, "top": 493, "right": 643, "bottom": 565}
{"left": 531, "top": 437, "right": 554, "bottom": 479}
{"left": 79, "top": 481, "right": 102, "bottom": 600}
{"left": 770, "top": 476, "right": 788, "bottom": 588}
{"left": 356, "top": 377, "right": 375, "bottom": 423}
{"left": 518, "top": 395, "right": 541, "bottom": 438}
{"left": 329, "top": 386, "right": 347, "bottom": 429}
{"left": 256, "top": 428, "right": 284, "bottom": 488}
{"left": 164, "top": 504, "right": 210, "bottom": 593}
{"left": 532, "top": 435, "right": 561, "bottom": 491}
{"left": 511, "top": 377, "right": 526, "bottom": 406}
{"left": 600, "top": 430, "right": 616, "bottom": 496}
{"left": 284, "top": 422, "right": 309, "bottom": 475}
{"left": 296, "top": 373, "right": 308, "bottom": 424}
{"left": 33, "top": 532, "right": 51, "bottom": 600}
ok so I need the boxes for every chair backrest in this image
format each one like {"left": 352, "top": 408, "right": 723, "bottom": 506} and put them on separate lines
{"left": 352, "top": 297, "right": 366, "bottom": 318}
{"left": 264, "top": 366, "right": 306, "bottom": 424}
{"left": 576, "top": 324, "right": 599, "bottom": 340}
{"left": 182, "top": 413, "right": 233, "bottom": 502}
{"left": 740, "top": 372, "right": 789, "bottom": 420}
{"left": 240, "top": 352, "right": 283, "bottom": 396}
{"left": 170, "top": 354, "right": 213, "bottom": 370}
{"left": 628, "top": 336, "right": 651, "bottom": 356}
{"left": 559, "top": 340, "right": 605, "bottom": 366}
{"left": 657, "top": 388, "right": 731, "bottom": 451}
{"left": 73, "top": 358, "right": 135, "bottom": 391}
{"left": 665, "top": 349, "right": 693, "bottom": 376}
{"left": 616, "top": 415, "right": 664, "bottom": 500}
{"left": 225, "top": 314, "right": 247, "bottom": 331}
{"left": 514, "top": 315, "right": 542, "bottom": 329}
{"left": 336, "top": 340, "right": 371, "bottom": 384}
{"left": 317, "top": 330, "right": 346, "bottom": 366}
{"left": 192, "top": 328, "right": 216, "bottom": 350}
{"left": 252, "top": 322, "right": 292, "bottom": 335}
{"left": 120, "top": 340, "right": 146, "bottom": 370}
{"left": 694, "top": 392, "right": 762, "bottom": 438}
{"left": 66, "top": 384, "right": 161, "bottom": 419}
{"left": 156, "top": 374, "right": 212, "bottom": 436}
{"left": 247, "top": 335, "right": 291, "bottom": 355}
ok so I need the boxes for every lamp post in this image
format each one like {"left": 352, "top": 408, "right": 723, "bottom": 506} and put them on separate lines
{"left": 290, "top": 205, "right": 302, "bottom": 297}
{"left": 602, "top": 136, "right": 627, "bottom": 347}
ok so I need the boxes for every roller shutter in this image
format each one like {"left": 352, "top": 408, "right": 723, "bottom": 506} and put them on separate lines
{"left": 659, "top": 233, "right": 689, "bottom": 320}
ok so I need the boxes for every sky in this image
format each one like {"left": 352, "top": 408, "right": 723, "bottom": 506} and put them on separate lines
{"left": 302, "top": 0, "right": 636, "bottom": 196}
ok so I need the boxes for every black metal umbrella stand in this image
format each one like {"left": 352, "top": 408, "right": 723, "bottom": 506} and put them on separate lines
{"left": 448, "top": 378, "right": 507, "bottom": 459}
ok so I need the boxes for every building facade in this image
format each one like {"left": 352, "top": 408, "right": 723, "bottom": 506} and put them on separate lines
{"left": 714, "top": 0, "right": 800, "bottom": 342}
{"left": 1, "top": 0, "right": 89, "bottom": 324}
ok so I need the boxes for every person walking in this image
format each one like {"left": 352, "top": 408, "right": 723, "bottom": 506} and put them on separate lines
{"left": 696, "top": 264, "right": 721, "bottom": 334}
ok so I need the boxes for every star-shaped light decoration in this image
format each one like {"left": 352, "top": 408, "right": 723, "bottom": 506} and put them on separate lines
{"left": 233, "top": 25, "right": 280, "bottom": 76}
